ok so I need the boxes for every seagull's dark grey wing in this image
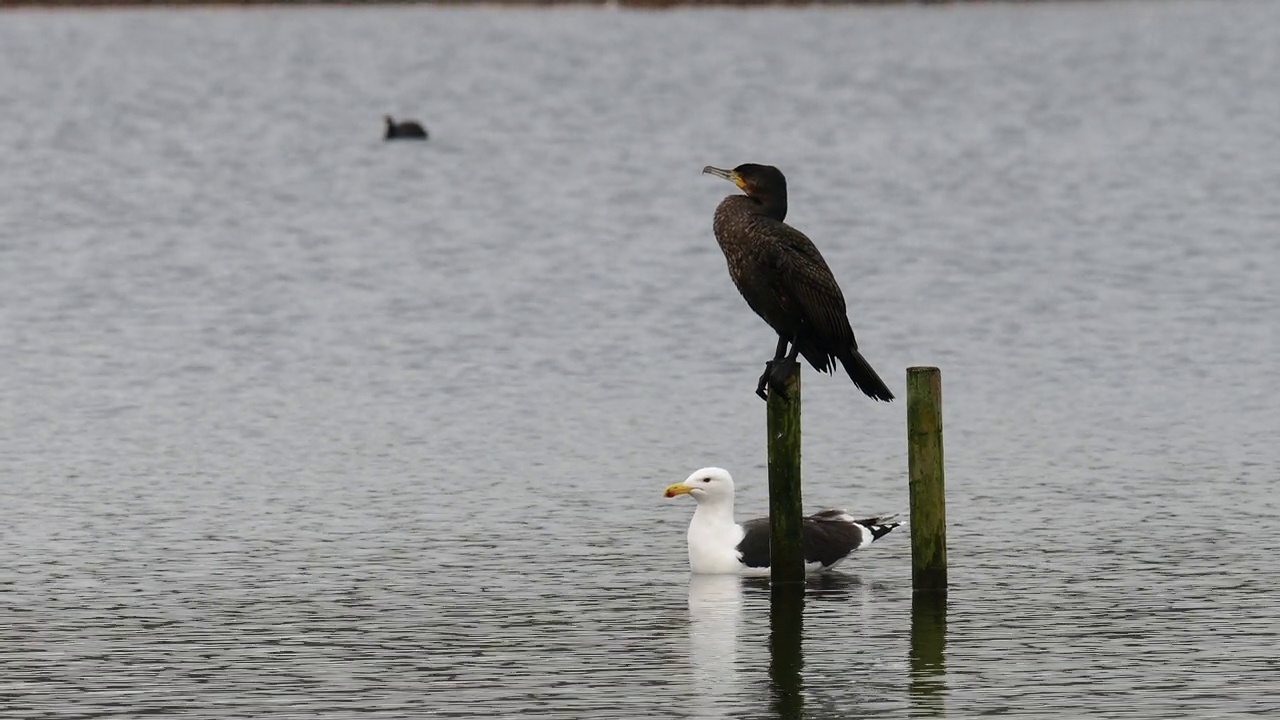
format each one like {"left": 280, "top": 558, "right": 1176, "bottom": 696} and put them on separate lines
{"left": 737, "top": 511, "right": 903, "bottom": 571}
{"left": 737, "top": 517, "right": 772, "bottom": 569}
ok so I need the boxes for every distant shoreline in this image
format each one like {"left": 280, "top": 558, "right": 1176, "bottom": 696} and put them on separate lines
{"left": 0, "top": 0, "right": 1019, "bottom": 8}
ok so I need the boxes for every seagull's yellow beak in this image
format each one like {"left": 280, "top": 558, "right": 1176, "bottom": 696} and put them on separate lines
{"left": 702, "top": 165, "right": 745, "bottom": 191}
{"left": 665, "top": 483, "right": 692, "bottom": 498}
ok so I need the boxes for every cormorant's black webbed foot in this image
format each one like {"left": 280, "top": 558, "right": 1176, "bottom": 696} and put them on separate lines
{"left": 755, "top": 362, "right": 774, "bottom": 401}
{"left": 756, "top": 337, "right": 792, "bottom": 401}
{"left": 766, "top": 356, "right": 799, "bottom": 400}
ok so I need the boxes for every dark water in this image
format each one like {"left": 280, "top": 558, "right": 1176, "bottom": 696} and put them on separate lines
{"left": 2, "top": 1, "right": 1278, "bottom": 717}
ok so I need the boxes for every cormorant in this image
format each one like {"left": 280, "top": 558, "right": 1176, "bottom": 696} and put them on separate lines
{"left": 384, "top": 115, "right": 428, "bottom": 141}
{"left": 702, "top": 163, "right": 894, "bottom": 402}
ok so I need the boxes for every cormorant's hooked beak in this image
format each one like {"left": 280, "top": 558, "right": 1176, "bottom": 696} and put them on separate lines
{"left": 665, "top": 482, "right": 693, "bottom": 498}
{"left": 703, "top": 165, "right": 745, "bottom": 190}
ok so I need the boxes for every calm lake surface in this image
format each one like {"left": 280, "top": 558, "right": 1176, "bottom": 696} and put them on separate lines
{"left": 2, "top": 1, "right": 1278, "bottom": 717}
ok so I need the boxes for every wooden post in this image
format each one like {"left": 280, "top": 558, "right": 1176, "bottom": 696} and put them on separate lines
{"left": 907, "top": 366, "right": 947, "bottom": 593}
{"left": 767, "top": 364, "right": 804, "bottom": 585}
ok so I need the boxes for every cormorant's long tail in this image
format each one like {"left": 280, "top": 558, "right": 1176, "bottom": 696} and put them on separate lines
{"left": 840, "top": 349, "right": 895, "bottom": 402}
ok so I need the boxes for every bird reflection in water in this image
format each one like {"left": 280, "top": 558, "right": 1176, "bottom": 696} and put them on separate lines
{"left": 687, "top": 575, "right": 806, "bottom": 720}
{"left": 758, "top": 575, "right": 870, "bottom": 720}
{"left": 689, "top": 575, "right": 928, "bottom": 720}
{"left": 687, "top": 575, "right": 744, "bottom": 719}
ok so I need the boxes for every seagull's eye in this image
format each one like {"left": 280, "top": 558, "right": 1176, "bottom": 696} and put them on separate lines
{"left": 701, "top": 478, "right": 711, "bottom": 483}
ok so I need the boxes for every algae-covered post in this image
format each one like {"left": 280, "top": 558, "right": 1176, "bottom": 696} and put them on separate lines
{"left": 766, "top": 363, "right": 804, "bottom": 584}
{"left": 907, "top": 366, "right": 948, "bottom": 593}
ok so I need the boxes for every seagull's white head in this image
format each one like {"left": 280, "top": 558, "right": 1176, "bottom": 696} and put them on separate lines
{"left": 665, "top": 467, "right": 735, "bottom": 504}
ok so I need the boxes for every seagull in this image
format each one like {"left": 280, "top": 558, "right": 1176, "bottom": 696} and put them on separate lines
{"left": 664, "top": 467, "right": 901, "bottom": 576}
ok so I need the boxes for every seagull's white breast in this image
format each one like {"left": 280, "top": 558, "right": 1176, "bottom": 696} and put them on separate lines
{"left": 687, "top": 516, "right": 746, "bottom": 575}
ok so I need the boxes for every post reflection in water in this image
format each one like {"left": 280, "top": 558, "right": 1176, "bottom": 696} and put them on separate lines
{"left": 909, "top": 592, "right": 949, "bottom": 716}
{"left": 769, "top": 583, "right": 805, "bottom": 720}
{"left": 687, "top": 575, "right": 744, "bottom": 719}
